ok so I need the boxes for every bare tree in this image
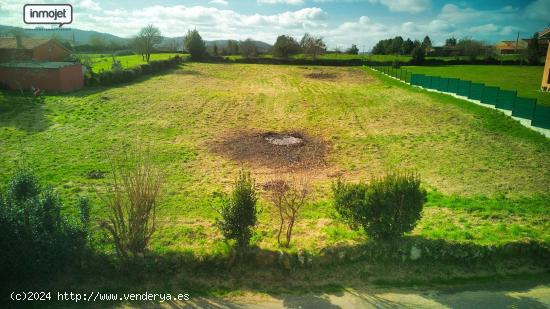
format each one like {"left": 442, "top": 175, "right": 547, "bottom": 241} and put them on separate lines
{"left": 136, "top": 25, "right": 162, "bottom": 62}
{"left": 130, "top": 36, "right": 147, "bottom": 61}
{"left": 265, "top": 178, "right": 310, "bottom": 247}
{"left": 300, "top": 33, "right": 326, "bottom": 59}
{"left": 240, "top": 38, "right": 258, "bottom": 58}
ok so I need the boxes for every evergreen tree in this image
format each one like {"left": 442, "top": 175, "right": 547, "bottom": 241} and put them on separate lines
{"left": 183, "top": 29, "right": 206, "bottom": 59}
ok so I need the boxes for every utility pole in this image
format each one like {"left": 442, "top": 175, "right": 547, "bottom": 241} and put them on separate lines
{"left": 515, "top": 31, "right": 520, "bottom": 54}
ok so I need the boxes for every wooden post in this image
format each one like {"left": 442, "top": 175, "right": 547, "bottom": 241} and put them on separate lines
{"left": 541, "top": 44, "right": 550, "bottom": 91}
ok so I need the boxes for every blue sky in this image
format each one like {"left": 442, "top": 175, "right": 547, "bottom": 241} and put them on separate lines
{"left": 1, "top": 0, "right": 549, "bottom": 49}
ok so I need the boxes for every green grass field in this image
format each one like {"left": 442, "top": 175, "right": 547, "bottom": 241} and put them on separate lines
{"left": 403, "top": 65, "right": 550, "bottom": 106}
{"left": 85, "top": 53, "right": 183, "bottom": 73}
{"left": 1, "top": 63, "right": 549, "bottom": 259}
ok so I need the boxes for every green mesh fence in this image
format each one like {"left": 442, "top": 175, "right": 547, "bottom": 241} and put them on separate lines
{"left": 458, "top": 80, "right": 471, "bottom": 97}
{"left": 496, "top": 90, "right": 517, "bottom": 110}
{"left": 411, "top": 74, "right": 423, "bottom": 86}
{"left": 400, "top": 69, "right": 406, "bottom": 81}
{"left": 448, "top": 78, "right": 459, "bottom": 94}
{"left": 374, "top": 66, "right": 546, "bottom": 130}
{"left": 480, "top": 86, "right": 499, "bottom": 106}
{"left": 438, "top": 78, "right": 449, "bottom": 92}
{"left": 431, "top": 76, "right": 441, "bottom": 90}
{"left": 468, "top": 83, "right": 484, "bottom": 101}
{"left": 512, "top": 97, "right": 536, "bottom": 119}
{"left": 532, "top": 104, "right": 550, "bottom": 129}
{"left": 425, "top": 76, "right": 432, "bottom": 88}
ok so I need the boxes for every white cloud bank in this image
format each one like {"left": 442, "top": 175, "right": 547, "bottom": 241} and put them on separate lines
{"left": 369, "top": 0, "right": 431, "bottom": 13}
{"left": 209, "top": 0, "right": 229, "bottom": 6}
{"left": 0, "top": 0, "right": 546, "bottom": 50}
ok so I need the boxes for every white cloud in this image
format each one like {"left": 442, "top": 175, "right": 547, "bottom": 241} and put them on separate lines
{"left": 257, "top": 0, "right": 304, "bottom": 5}
{"left": 438, "top": 4, "right": 519, "bottom": 24}
{"left": 524, "top": 0, "right": 550, "bottom": 20}
{"left": 368, "top": 0, "right": 431, "bottom": 13}
{"left": 209, "top": 0, "right": 229, "bottom": 5}
{"left": 0, "top": 0, "right": 545, "bottom": 50}
{"left": 499, "top": 25, "right": 519, "bottom": 36}
{"left": 469, "top": 23, "right": 499, "bottom": 34}
{"left": 79, "top": 0, "right": 101, "bottom": 11}
{"left": 64, "top": 5, "right": 328, "bottom": 46}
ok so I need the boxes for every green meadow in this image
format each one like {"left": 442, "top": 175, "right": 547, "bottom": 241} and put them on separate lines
{"left": 1, "top": 63, "right": 548, "bottom": 260}
{"left": 85, "top": 53, "right": 183, "bottom": 73}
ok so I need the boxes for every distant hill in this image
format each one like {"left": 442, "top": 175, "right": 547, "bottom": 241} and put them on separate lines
{"left": 206, "top": 40, "right": 272, "bottom": 52}
{"left": 161, "top": 37, "right": 272, "bottom": 53}
{"left": 0, "top": 25, "right": 272, "bottom": 52}
{"left": 0, "top": 25, "right": 128, "bottom": 46}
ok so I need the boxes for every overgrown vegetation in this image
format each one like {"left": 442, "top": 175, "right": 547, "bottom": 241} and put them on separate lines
{"left": 333, "top": 172, "right": 427, "bottom": 240}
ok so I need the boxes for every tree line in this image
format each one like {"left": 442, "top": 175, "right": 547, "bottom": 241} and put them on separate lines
{"left": 81, "top": 25, "right": 362, "bottom": 61}
{"left": 372, "top": 33, "right": 545, "bottom": 64}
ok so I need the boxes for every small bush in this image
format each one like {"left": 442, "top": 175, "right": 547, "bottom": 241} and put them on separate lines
{"left": 216, "top": 170, "right": 258, "bottom": 251}
{"left": 100, "top": 150, "right": 163, "bottom": 261}
{"left": 0, "top": 168, "right": 89, "bottom": 278}
{"left": 333, "top": 171, "right": 427, "bottom": 240}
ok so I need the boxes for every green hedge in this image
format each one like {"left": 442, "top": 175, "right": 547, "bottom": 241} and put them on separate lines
{"left": 85, "top": 55, "right": 183, "bottom": 87}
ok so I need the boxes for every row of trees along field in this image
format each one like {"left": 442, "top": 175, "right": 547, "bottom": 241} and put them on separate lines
{"left": 76, "top": 25, "right": 361, "bottom": 61}
{"left": 184, "top": 31, "right": 361, "bottom": 59}
{"left": 372, "top": 33, "right": 545, "bottom": 63}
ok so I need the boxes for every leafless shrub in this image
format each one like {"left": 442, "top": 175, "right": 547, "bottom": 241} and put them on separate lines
{"left": 264, "top": 177, "right": 310, "bottom": 247}
{"left": 100, "top": 150, "right": 163, "bottom": 260}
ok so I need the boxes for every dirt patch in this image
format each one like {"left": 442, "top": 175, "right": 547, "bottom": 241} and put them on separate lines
{"left": 305, "top": 72, "right": 337, "bottom": 80}
{"left": 208, "top": 130, "right": 328, "bottom": 171}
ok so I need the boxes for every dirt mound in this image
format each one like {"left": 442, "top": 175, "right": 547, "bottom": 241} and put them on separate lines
{"left": 208, "top": 130, "right": 328, "bottom": 170}
{"left": 305, "top": 72, "right": 337, "bottom": 80}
